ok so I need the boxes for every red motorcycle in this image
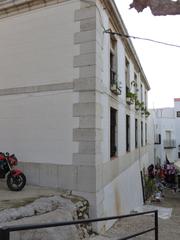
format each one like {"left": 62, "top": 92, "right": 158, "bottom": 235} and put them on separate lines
{"left": 0, "top": 152, "right": 26, "bottom": 191}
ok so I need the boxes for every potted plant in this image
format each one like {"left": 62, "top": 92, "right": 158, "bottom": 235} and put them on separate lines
{"left": 126, "top": 92, "right": 137, "bottom": 105}
{"left": 145, "top": 108, "right": 150, "bottom": 118}
{"left": 134, "top": 96, "right": 140, "bottom": 111}
{"left": 139, "top": 102, "right": 145, "bottom": 114}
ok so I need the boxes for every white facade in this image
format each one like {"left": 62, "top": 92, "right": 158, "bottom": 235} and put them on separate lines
{"left": 174, "top": 99, "right": 180, "bottom": 159}
{"left": 151, "top": 99, "right": 180, "bottom": 165}
{"left": 0, "top": 0, "right": 153, "bottom": 231}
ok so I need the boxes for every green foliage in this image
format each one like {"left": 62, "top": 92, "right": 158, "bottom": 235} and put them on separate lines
{"left": 126, "top": 92, "right": 137, "bottom": 104}
{"left": 144, "top": 175, "right": 157, "bottom": 201}
{"left": 126, "top": 92, "right": 150, "bottom": 117}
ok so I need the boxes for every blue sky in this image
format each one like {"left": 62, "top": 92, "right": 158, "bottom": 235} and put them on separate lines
{"left": 115, "top": 0, "right": 180, "bottom": 109}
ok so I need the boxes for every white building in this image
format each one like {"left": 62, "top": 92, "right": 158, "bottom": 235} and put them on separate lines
{"left": 152, "top": 98, "right": 180, "bottom": 165}
{"left": 174, "top": 99, "right": 180, "bottom": 160}
{"left": 0, "top": 0, "right": 153, "bottom": 231}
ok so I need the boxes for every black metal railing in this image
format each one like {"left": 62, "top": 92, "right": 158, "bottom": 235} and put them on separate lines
{"left": 163, "top": 139, "right": 176, "bottom": 149}
{"left": 0, "top": 210, "right": 158, "bottom": 240}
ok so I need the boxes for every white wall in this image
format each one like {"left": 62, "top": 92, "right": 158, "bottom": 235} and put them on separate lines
{"left": 103, "top": 160, "right": 143, "bottom": 229}
{"left": 0, "top": 1, "right": 80, "bottom": 165}
{"left": 0, "top": 91, "right": 78, "bottom": 164}
{"left": 0, "top": 1, "right": 80, "bottom": 88}
{"left": 174, "top": 100, "right": 180, "bottom": 159}
{"left": 153, "top": 108, "right": 176, "bottom": 164}
{"left": 97, "top": 2, "right": 150, "bottom": 224}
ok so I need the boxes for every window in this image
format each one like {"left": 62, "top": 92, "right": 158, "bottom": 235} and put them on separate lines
{"left": 145, "top": 123, "right": 147, "bottom": 145}
{"left": 177, "top": 111, "right": 180, "bottom": 117}
{"left": 110, "top": 108, "right": 117, "bottom": 157}
{"left": 135, "top": 119, "right": 138, "bottom": 148}
{"left": 144, "top": 91, "right": 147, "bottom": 107}
{"left": 110, "top": 36, "right": 118, "bottom": 91}
{"left": 125, "top": 58, "right": 130, "bottom": 97}
{"left": 155, "top": 134, "right": 161, "bottom": 144}
{"left": 141, "top": 121, "right": 143, "bottom": 146}
{"left": 140, "top": 84, "right": 143, "bottom": 102}
{"left": 126, "top": 115, "right": 130, "bottom": 152}
{"left": 178, "top": 152, "right": 180, "bottom": 159}
{"left": 134, "top": 73, "right": 138, "bottom": 93}
{"left": 165, "top": 130, "right": 171, "bottom": 141}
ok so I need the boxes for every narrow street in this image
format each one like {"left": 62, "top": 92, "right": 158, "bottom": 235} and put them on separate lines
{"left": 100, "top": 188, "right": 180, "bottom": 240}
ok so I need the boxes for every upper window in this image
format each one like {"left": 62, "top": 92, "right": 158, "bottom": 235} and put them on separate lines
{"left": 144, "top": 91, "right": 147, "bottom": 108}
{"left": 177, "top": 111, "right": 180, "bottom": 117}
{"left": 140, "top": 84, "right": 143, "bottom": 102}
{"left": 110, "top": 36, "right": 120, "bottom": 95}
{"left": 135, "top": 119, "right": 138, "bottom": 148}
{"left": 133, "top": 73, "right": 138, "bottom": 93}
{"left": 125, "top": 58, "right": 130, "bottom": 96}
{"left": 110, "top": 36, "right": 117, "bottom": 81}
{"left": 145, "top": 123, "right": 147, "bottom": 145}
{"left": 141, "top": 121, "right": 144, "bottom": 147}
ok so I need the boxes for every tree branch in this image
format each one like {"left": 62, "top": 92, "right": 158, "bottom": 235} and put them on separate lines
{"left": 130, "top": 0, "right": 180, "bottom": 16}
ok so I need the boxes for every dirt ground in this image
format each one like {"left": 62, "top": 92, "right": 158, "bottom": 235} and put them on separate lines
{"left": 0, "top": 180, "right": 65, "bottom": 211}
{"left": 102, "top": 188, "right": 180, "bottom": 240}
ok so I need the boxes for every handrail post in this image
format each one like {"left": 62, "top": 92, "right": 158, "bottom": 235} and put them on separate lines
{"left": 0, "top": 227, "right": 10, "bottom": 240}
{"left": 155, "top": 210, "right": 158, "bottom": 240}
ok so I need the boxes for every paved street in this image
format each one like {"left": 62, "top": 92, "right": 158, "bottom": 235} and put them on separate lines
{"left": 103, "top": 189, "right": 180, "bottom": 240}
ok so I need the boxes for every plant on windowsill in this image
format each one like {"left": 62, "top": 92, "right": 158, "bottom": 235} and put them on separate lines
{"left": 138, "top": 102, "right": 145, "bottom": 114}
{"left": 126, "top": 91, "right": 137, "bottom": 105}
{"left": 141, "top": 105, "right": 150, "bottom": 118}
{"left": 145, "top": 108, "right": 150, "bottom": 118}
{"left": 134, "top": 100, "right": 150, "bottom": 117}
{"left": 134, "top": 96, "right": 141, "bottom": 111}
{"left": 110, "top": 70, "right": 121, "bottom": 95}
{"left": 131, "top": 80, "right": 139, "bottom": 93}
{"left": 111, "top": 81, "right": 121, "bottom": 95}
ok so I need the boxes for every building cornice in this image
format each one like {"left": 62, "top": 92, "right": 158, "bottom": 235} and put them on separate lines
{"left": 0, "top": 0, "right": 68, "bottom": 18}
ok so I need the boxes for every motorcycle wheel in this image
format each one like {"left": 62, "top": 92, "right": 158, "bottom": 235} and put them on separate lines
{"left": 7, "top": 173, "right": 26, "bottom": 191}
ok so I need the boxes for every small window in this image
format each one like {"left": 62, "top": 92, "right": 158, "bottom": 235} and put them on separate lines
{"left": 133, "top": 73, "right": 138, "bottom": 93}
{"left": 178, "top": 152, "right": 180, "bottom": 159}
{"left": 145, "top": 91, "right": 147, "bottom": 108}
{"left": 141, "top": 121, "right": 143, "bottom": 147}
{"left": 110, "top": 36, "right": 117, "bottom": 91}
{"left": 125, "top": 58, "right": 130, "bottom": 97}
{"left": 177, "top": 111, "right": 180, "bottom": 118}
{"left": 140, "top": 84, "right": 143, "bottom": 102}
{"left": 145, "top": 123, "right": 147, "bottom": 145}
{"left": 155, "top": 134, "right": 161, "bottom": 144}
{"left": 110, "top": 108, "right": 117, "bottom": 158}
{"left": 135, "top": 119, "right": 138, "bottom": 148}
{"left": 126, "top": 115, "right": 130, "bottom": 152}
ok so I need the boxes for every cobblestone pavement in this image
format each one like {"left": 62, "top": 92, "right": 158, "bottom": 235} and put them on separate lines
{"left": 102, "top": 189, "right": 180, "bottom": 240}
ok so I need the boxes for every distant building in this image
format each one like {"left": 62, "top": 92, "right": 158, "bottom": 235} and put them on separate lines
{"left": 151, "top": 98, "right": 180, "bottom": 165}
{"left": 0, "top": 0, "right": 152, "bottom": 231}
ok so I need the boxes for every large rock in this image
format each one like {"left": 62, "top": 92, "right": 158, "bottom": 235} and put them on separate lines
{"left": 2, "top": 209, "right": 80, "bottom": 240}
{"left": 0, "top": 195, "right": 89, "bottom": 240}
{"left": 0, "top": 196, "right": 76, "bottom": 223}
